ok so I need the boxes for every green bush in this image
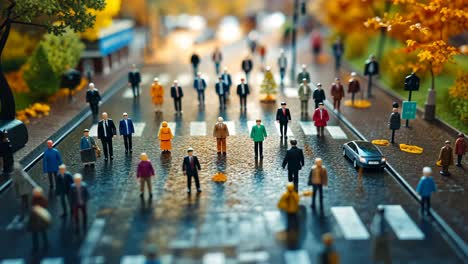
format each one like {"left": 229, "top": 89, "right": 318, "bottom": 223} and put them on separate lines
{"left": 23, "top": 44, "right": 60, "bottom": 97}
{"left": 448, "top": 72, "right": 468, "bottom": 125}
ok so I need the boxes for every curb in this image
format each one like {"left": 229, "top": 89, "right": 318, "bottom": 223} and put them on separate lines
{"left": 323, "top": 100, "right": 468, "bottom": 260}
{"left": 0, "top": 73, "right": 129, "bottom": 195}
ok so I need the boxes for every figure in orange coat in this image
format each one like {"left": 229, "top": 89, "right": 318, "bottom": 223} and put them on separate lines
{"left": 158, "top": 121, "right": 173, "bottom": 153}
{"left": 151, "top": 78, "right": 164, "bottom": 112}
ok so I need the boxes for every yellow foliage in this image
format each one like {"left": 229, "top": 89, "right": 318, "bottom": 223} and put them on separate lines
{"left": 81, "top": 0, "right": 122, "bottom": 41}
{"left": 302, "top": 190, "right": 313, "bottom": 197}
{"left": 212, "top": 172, "right": 227, "bottom": 182}
{"left": 399, "top": 144, "right": 424, "bottom": 154}
{"left": 448, "top": 72, "right": 468, "bottom": 100}
{"left": 372, "top": 139, "right": 390, "bottom": 146}
{"left": 5, "top": 70, "right": 29, "bottom": 93}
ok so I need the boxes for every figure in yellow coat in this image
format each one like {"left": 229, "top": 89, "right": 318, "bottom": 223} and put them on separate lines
{"left": 158, "top": 121, "right": 173, "bottom": 153}
{"left": 278, "top": 183, "right": 299, "bottom": 231}
{"left": 151, "top": 78, "right": 164, "bottom": 112}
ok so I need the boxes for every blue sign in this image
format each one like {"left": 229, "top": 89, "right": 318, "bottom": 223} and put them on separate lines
{"left": 98, "top": 28, "right": 134, "bottom": 56}
{"left": 402, "top": 101, "right": 417, "bottom": 120}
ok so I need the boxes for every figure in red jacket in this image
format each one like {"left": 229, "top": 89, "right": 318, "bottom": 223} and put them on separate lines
{"left": 455, "top": 133, "right": 466, "bottom": 167}
{"left": 312, "top": 102, "right": 329, "bottom": 137}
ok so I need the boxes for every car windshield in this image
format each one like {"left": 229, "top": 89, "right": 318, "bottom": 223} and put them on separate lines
{"left": 357, "top": 142, "right": 380, "bottom": 155}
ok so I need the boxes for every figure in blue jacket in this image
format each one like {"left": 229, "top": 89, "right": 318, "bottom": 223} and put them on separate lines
{"left": 43, "top": 140, "right": 62, "bottom": 189}
{"left": 416, "top": 167, "right": 437, "bottom": 216}
{"left": 193, "top": 72, "right": 207, "bottom": 107}
{"left": 119, "top": 112, "right": 135, "bottom": 154}
{"left": 221, "top": 67, "right": 232, "bottom": 99}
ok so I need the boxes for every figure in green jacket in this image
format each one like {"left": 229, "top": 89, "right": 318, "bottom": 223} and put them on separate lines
{"left": 298, "top": 79, "right": 312, "bottom": 114}
{"left": 250, "top": 119, "right": 268, "bottom": 159}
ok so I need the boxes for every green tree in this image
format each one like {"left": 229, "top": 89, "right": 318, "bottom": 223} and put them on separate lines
{"left": 23, "top": 29, "right": 85, "bottom": 97}
{"left": 0, "top": 0, "right": 105, "bottom": 120}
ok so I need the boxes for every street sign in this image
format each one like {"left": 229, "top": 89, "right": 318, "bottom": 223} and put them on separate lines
{"left": 402, "top": 101, "right": 417, "bottom": 120}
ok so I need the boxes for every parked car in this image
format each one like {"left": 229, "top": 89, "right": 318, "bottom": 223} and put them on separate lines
{"left": 342, "top": 140, "right": 386, "bottom": 169}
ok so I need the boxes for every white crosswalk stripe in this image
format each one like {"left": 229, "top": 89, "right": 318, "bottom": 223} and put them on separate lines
{"left": 140, "top": 73, "right": 153, "bottom": 85}
{"left": 238, "top": 251, "right": 269, "bottom": 263}
{"left": 190, "top": 121, "right": 207, "bottom": 136}
{"left": 1, "top": 260, "right": 24, "bottom": 264}
{"left": 224, "top": 121, "right": 236, "bottom": 136}
{"left": 79, "top": 219, "right": 106, "bottom": 258}
{"left": 40, "top": 258, "right": 63, "bottom": 264}
{"left": 159, "top": 122, "right": 177, "bottom": 136}
{"left": 299, "top": 121, "right": 317, "bottom": 135}
{"left": 122, "top": 89, "right": 134, "bottom": 98}
{"left": 284, "top": 250, "right": 311, "bottom": 264}
{"left": 121, "top": 255, "right": 145, "bottom": 264}
{"left": 89, "top": 124, "right": 98, "bottom": 137}
{"left": 176, "top": 73, "right": 193, "bottom": 87}
{"left": 203, "top": 253, "right": 225, "bottom": 264}
{"left": 331, "top": 206, "right": 370, "bottom": 240}
{"left": 382, "top": 205, "right": 425, "bottom": 240}
{"left": 274, "top": 122, "right": 294, "bottom": 137}
{"left": 284, "top": 87, "right": 299, "bottom": 98}
{"left": 326, "top": 126, "right": 347, "bottom": 139}
{"left": 263, "top": 210, "right": 286, "bottom": 233}
{"left": 156, "top": 73, "right": 171, "bottom": 85}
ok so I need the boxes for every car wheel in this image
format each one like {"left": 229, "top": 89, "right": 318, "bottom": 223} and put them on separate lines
{"left": 353, "top": 159, "right": 359, "bottom": 169}
{"left": 342, "top": 148, "right": 347, "bottom": 157}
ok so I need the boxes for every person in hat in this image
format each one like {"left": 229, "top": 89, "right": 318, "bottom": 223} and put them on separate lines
{"left": 318, "top": 233, "right": 340, "bottom": 264}
{"left": 137, "top": 153, "right": 155, "bottom": 198}
{"left": 276, "top": 102, "right": 291, "bottom": 138}
{"left": 80, "top": 128, "right": 97, "bottom": 167}
{"left": 297, "top": 64, "right": 311, "bottom": 85}
{"left": 193, "top": 72, "right": 207, "bottom": 107}
{"left": 182, "top": 148, "right": 202, "bottom": 194}
{"left": 312, "top": 103, "right": 330, "bottom": 137}
{"left": 348, "top": 72, "right": 360, "bottom": 105}
{"left": 215, "top": 76, "right": 228, "bottom": 110}
{"left": 416, "top": 167, "right": 437, "bottom": 215}
{"left": 455, "top": 133, "right": 466, "bottom": 167}
{"left": 69, "top": 173, "right": 89, "bottom": 233}
{"left": 158, "top": 121, "right": 174, "bottom": 153}
{"left": 250, "top": 119, "right": 267, "bottom": 159}
{"left": 213, "top": 117, "right": 229, "bottom": 155}
{"left": 128, "top": 64, "right": 141, "bottom": 98}
{"left": 150, "top": 78, "right": 164, "bottom": 112}
{"left": 170, "top": 80, "right": 184, "bottom": 114}
{"left": 237, "top": 78, "right": 250, "bottom": 110}
{"left": 388, "top": 107, "right": 401, "bottom": 144}
{"left": 330, "top": 78, "right": 345, "bottom": 112}
{"left": 119, "top": 112, "right": 135, "bottom": 154}
{"left": 43, "top": 140, "right": 63, "bottom": 189}
{"left": 438, "top": 140, "right": 454, "bottom": 176}
{"left": 313, "top": 83, "right": 326, "bottom": 109}
{"left": 298, "top": 78, "right": 312, "bottom": 114}
{"left": 55, "top": 164, "right": 73, "bottom": 217}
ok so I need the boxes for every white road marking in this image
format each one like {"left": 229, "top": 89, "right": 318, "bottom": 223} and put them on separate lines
{"left": 275, "top": 122, "right": 294, "bottom": 137}
{"left": 284, "top": 250, "right": 311, "bottom": 264}
{"left": 122, "top": 89, "right": 134, "bottom": 98}
{"left": 382, "top": 205, "right": 425, "bottom": 240}
{"left": 203, "top": 253, "right": 225, "bottom": 264}
{"left": 238, "top": 251, "right": 269, "bottom": 263}
{"left": 176, "top": 73, "right": 193, "bottom": 87}
{"left": 121, "top": 255, "right": 145, "bottom": 264}
{"left": 133, "top": 122, "right": 146, "bottom": 137}
{"left": 284, "top": 87, "right": 299, "bottom": 98}
{"left": 89, "top": 124, "right": 98, "bottom": 137}
{"left": 224, "top": 121, "right": 236, "bottom": 136}
{"left": 256, "top": 72, "right": 264, "bottom": 85}
{"left": 331, "top": 206, "right": 370, "bottom": 240}
{"left": 263, "top": 210, "right": 285, "bottom": 233}
{"left": 247, "top": 121, "right": 256, "bottom": 134}
{"left": 299, "top": 121, "right": 317, "bottom": 135}
{"left": 79, "top": 219, "right": 106, "bottom": 258}
{"left": 81, "top": 256, "right": 105, "bottom": 264}
{"left": 234, "top": 72, "right": 247, "bottom": 84}
{"left": 5, "top": 215, "right": 23, "bottom": 231}
{"left": 326, "top": 126, "right": 348, "bottom": 139}
{"left": 159, "top": 122, "right": 177, "bottom": 136}
{"left": 190, "top": 121, "right": 207, "bottom": 136}
{"left": 141, "top": 73, "right": 153, "bottom": 85}
{"left": 40, "top": 258, "right": 63, "bottom": 264}
{"left": 155, "top": 73, "right": 171, "bottom": 85}
{"left": 1, "top": 260, "right": 24, "bottom": 264}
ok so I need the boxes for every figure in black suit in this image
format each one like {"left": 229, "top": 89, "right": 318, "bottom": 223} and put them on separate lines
{"left": 97, "top": 112, "right": 117, "bottom": 161}
{"left": 241, "top": 56, "right": 253, "bottom": 83}
{"left": 215, "top": 77, "right": 228, "bottom": 110}
{"left": 282, "top": 140, "right": 304, "bottom": 192}
{"left": 182, "top": 148, "right": 202, "bottom": 194}
{"left": 364, "top": 55, "right": 379, "bottom": 98}
{"left": 236, "top": 78, "right": 250, "bottom": 109}
{"left": 85, "top": 83, "right": 101, "bottom": 119}
{"left": 193, "top": 72, "right": 207, "bottom": 106}
{"left": 170, "top": 80, "right": 183, "bottom": 114}
{"left": 128, "top": 64, "right": 141, "bottom": 97}
{"left": 276, "top": 102, "right": 291, "bottom": 138}
{"left": 119, "top": 112, "right": 135, "bottom": 154}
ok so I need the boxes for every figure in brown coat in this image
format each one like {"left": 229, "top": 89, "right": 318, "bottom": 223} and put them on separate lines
{"left": 330, "top": 78, "right": 345, "bottom": 112}
{"left": 308, "top": 158, "right": 328, "bottom": 211}
{"left": 348, "top": 72, "right": 360, "bottom": 105}
{"left": 438, "top": 140, "right": 454, "bottom": 176}
{"left": 213, "top": 117, "right": 229, "bottom": 155}
{"left": 455, "top": 133, "right": 466, "bottom": 167}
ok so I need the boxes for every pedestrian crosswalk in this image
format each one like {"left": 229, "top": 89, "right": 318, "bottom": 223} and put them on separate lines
{"left": 299, "top": 121, "right": 317, "bottom": 136}
{"left": 331, "top": 206, "right": 370, "bottom": 240}
{"left": 202, "top": 253, "right": 225, "bottom": 264}
{"left": 274, "top": 122, "right": 294, "bottom": 137}
{"left": 382, "top": 205, "right": 425, "bottom": 240}
{"left": 190, "top": 121, "right": 207, "bottom": 136}
{"left": 88, "top": 122, "right": 146, "bottom": 138}
{"left": 326, "top": 126, "right": 347, "bottom": 140}
{"left": 176, "top": 73, "right": 193, "bottom": 87}
{"left": 224, "top": 121, "right": 236, "bottom": 136}
{"left": 284, "top": 249, "right": 311, "bottom": 264}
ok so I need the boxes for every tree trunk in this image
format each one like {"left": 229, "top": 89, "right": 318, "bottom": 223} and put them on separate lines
{"left": 0, "top": 22, "right": 16, "bottom": 121}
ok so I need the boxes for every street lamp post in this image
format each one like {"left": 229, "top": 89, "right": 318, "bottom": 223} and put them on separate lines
{"left": 290, "top": 0, "right": 300, "bottom": 83}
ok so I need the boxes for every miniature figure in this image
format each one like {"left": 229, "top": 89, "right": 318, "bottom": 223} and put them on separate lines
{"left": 212, "top": 46, "right": 223, "bottom": 75}
{"left": 277, "top": 183, "right": 300, "bottom": 231}
{"left": 313, "top": 83, "right": 326, "bottom": 110}
{"left": 278, "top": 49, "right": 288, "bottom": 86}
{"left": 348, "top": 72, "right": 360, "bottom": 105}
{"left": 190, "top": 51, "right": 201, "bottom": 77}
{"left": 128, "top": 64, "right": 141, "bottom": 97}
{"left": 282, "top": 140, "right": 305, "bottom": 192}
{"left": 221, "top": 67, "right": 233, "bottom": 99}
{"left": 318, "top": 233, "right": 340, "bottom": 264}
{"left": 119, "top": 112, "right": 135, "bottom": 154}
{"left": 416, "top": 167, "right": 437, "bottom": 215}
{"left": 182, "top": 148, "right": 202, "bottom": 194}
{"left": 241, "top": 55, "right": 253, "bottom": 83}
{"left": 388, "top": 108, "right": 400, "bottom": 144}
{"left": 312, "top": 103, "right": 329, "bottom": 137}
{"left": 298, "top": 78, "right": 312, "bottom": 114}
{"left": 297, "top": 64, "right": 311, "bottom": 85}
{"left": 213, "top": 117, "right": 229, "bottom": 155}
{"left": 0, "top": 130, "right": 13, "bottom": 175}
{"left": 29, "top": 187, "right": 50, "bottom": 251}
{"left": 276, "top": 102, "right": 291, "bottom": 138}
{"left": 85, "top": 83, "right": 101, "bottom": 119}
{"left": 364, "top": 55, "right": 379, "bottom": 98}
{"left": 193, "top": 72, "right": 207, "bottom": 107}
{"left": 80, "top": 128, "right": 97, "bottom": 167}
{"left": 370, "top": 206, "right": 391, "bottom": 264}
{"left": 250, "top": 119, "right": 267, "bottom": 159}
{"left": 150, "top": 78, "right": 164, "bottom": 112}
{"left": 158, "top": 121, "right": 174, "bottom": 153}
{"left": 311, "top": 30, "right": 322, "bottom": 63}
{"left": 237, "top": 78, "right": 250, "bottom": 110}
{"left": 308, "top": 158, "right": 328, "bottom": 211}
{"left": 97, "top": 112, "right": 117, "bottom": 161}
{"left": 11, "top": 162, "right": 32, "bottom": 218}
{"left": 69, "top": 173, "right": 89, "bottom": 233}
{"left": 170, "top": 80, "right": 184, "bottom": 114}
{"left": 331, "top": 78, "right": 345, "bottom": 112}
{"left": 438, "top": 140, "right": 453, "bottom": 176}
{"left": 215, "top": 76, "right": 228, "bottom": 110}
{"left": 137, "top": 153, "right": 155, "bottom": 198}
{"left": 455, "top": 133, "right": 466, "bottom": 167}
{"left": 55, "top": 164, "right": 73, "bottom": 217}
{"left": 332, "top": 37, "right": 344, "bottom": 72}
{"left": 43, "top": 140, "right": 63, "bottom": 189}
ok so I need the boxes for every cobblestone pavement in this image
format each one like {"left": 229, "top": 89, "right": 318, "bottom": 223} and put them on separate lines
{"left": 0, "top": 37, "right": 463, "bottom": 263}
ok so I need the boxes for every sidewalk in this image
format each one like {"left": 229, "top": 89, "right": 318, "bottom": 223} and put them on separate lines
{"left": 292, "top": 33, "right": 468, "bottom": 244}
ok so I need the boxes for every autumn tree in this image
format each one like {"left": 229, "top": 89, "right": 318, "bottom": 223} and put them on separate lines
{"left": 0, "top": 0, "right": 105, "bottom": 120}
{"left": 366, "top": 0, "right": 467, "bottom": 120}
